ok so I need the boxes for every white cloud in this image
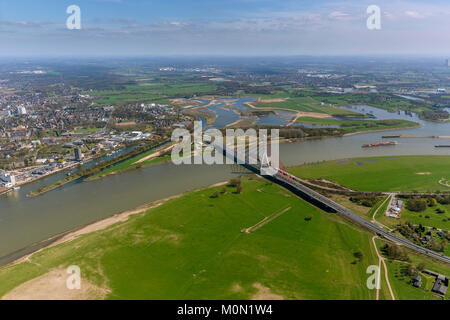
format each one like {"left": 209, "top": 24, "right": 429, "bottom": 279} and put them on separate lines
{"left": 328, "top": 11, "right": 351, "bottom": 20}
{"left": 404, "top": 11, "right": 426, "bottom": 19}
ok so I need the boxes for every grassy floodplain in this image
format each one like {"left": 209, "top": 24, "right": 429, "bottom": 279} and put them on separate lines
{"left": 295, "top": 117, "right": 419, "bottom": 133}
{"left": 0, "top": 177, "right": 381, "bottom": 300}
{"left": 289, "top": 155, "right": 450, "bottom": 242}
{"left": 87, "top": 147, "right": 171, "bottom": 180}
{"left": 250, "top": 97, "right": 361, "bottom": 116}
{"left": 288, "top": 156, "right": 450, "bottom": 192}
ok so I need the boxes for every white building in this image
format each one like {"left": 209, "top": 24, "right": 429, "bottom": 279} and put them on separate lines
{"left": 17, "top": 106, "right": 27, "bottom": 115}
{"left": 0, "top": 171, "right": 16, "bottom": 187}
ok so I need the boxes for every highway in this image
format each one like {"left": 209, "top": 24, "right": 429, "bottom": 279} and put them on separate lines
{"left": 213, "top": 140, "right": 450, "bottom": 264}
{"left": 274, "top": 169, "right": 450, "bottom": 265}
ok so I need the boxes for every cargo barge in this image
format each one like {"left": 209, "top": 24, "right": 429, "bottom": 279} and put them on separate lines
{"left": 435, "top": 145, "right": 450, "bottom": 148}
{"left": 362, "top": 141, "right": 397, "bottom": 148}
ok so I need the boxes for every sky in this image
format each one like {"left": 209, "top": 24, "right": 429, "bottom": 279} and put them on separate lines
{"left": 0, "top": 0, "right": 450, "bottom": 56}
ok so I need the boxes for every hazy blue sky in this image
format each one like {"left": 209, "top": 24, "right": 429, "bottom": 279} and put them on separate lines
{"left": 0, "top": 0, "right": 449, "bottom": 56}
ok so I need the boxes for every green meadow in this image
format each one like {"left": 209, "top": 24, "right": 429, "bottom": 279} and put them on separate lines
{"left": 314, "top": 93, "right": 428, "bottom": 113}
{"left": 374, "top": 239, "right": 450, "bottom": 300}
{"left": 288, "top": 156, "right": 450, "bottom": 192}
{"left": 90, "top": 82, "right": 217, "bottom": 105}
{"left": 88, "top": 147, "right": 170, "bottom": 180}
{"left": 376, "top": 203, "right": 450, "bottom": 233}
{"left": 0, "top": 177, "right": 380, "bottom": 300}
{"left": 295, "top": 117, "right": 418, "bottom": 133}
{"left": 252, "top": 97, "right": 359, "bottom": 116}
{"left": 289, "top": 155, "right": 450, "bottom": 232}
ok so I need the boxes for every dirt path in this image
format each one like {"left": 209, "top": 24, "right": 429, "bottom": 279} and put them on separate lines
{"left": 372, "top": 236, "right": 396, "bottom": 300}
{"left": 135, "top": 143, "right": 176, "bottom": 164}
{"left": 371, "top": 194, "right": 394, "bottom": 232}
{"left": 241, "top": 207, "right": 291, "bottom": 233}
{"left": 287, "top": 111, "right": 333, "bottom": 126}
{"left": 438, "top": 178, "right": 450, "bottom": 188}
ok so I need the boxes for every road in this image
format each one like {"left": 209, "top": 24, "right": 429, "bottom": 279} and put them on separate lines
{"left": 213, "top": 140, "right": 450, "bottom": 264}
{"left": 274, "top": 169, "right": 450, "bottom": 265}
{"left": 372, "top": 236, "right": 395, "bottom": 300}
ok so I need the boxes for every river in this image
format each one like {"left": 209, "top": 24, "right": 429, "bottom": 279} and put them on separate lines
{"left": 0, "top": 100, "right": 449, "bottom": 266}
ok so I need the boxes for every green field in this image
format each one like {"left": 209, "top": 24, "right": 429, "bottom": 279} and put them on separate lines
{"left": 296, "top": 117, "right": 419, "bottom": 133}
{"left": 0, "top": 177, "right": 382, "bottom": 300}
{"left": 314, "top": 93, "right": 429, "bottom": 113}
{"left": 385, "top": 261, "right": 441, "bottom": 300}
{"left": 289, "top": 155, "right": 450, "bottom": 236}
{"left": 372, "top": 239, "right": 450, "bottom": 300}
{"left": 88, "top": 147, "right": 171, "bottom": 180}
{"left": 89, "top": 83, "right": 218, "bottom": 105}
{"left": 377, "top": 203, "right": 450, "bottom": 233}
{"left": 288, "top": 156, "right": 450, "bottom": 192}
{"left": 252, "top": 97, "right": 360, "bottom": 116}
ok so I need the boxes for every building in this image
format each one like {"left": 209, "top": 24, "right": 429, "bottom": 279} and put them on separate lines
{"left": 17, "top": 106, "right": 27, "bottom": 115}
{"left": 446, "top": 59, "right": 450, "bottom": 67}
{"left": 74, "top": 148, "right": 84, "bottom": 161}
{"left": 432, "top": 274, "right": 449, "bottom": 296}
{"left": 386, "top": 196, "right": 403, "bottom": 218}
{"left": 0, "top": 171, "right": 16, "bottom": 187}
{"left": 412, "top": 275, "right": 422, "bottom": 288}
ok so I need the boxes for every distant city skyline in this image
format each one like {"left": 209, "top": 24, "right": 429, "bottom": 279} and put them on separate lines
{"left": 1, "top": 0, "right": 450, "bottom": 56}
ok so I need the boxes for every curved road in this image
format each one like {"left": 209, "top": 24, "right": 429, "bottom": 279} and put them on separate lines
{"left": 214, "top": 141, "right": 450, "bottom": 264}
{"left": 274, "top": 169, "right": 450, "bottom": 265}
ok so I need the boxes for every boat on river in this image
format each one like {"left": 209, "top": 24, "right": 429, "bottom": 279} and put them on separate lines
{"left": 362, "top": 141, "right": 397, "bottom": 148}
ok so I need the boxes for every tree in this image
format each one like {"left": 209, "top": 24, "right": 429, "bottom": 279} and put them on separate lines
{"left": 407, "top": 264, "right": 417, "bottom": 276}
{"left": 428, "top": 198, "right": 437, "bottom": 207}
{"left": 406, "top": 199, "right": 427, "bottom": 212}
{"left": 417, "top": 262, "right": 426, "bottom": 271}
{"left": 210, "top": 190, "right": 219, "bottom": 198}
{"left": 354, "top": 251, "right": 364, "bottom": 262}
{"left": 236, "top": 184, "right": 242, "bottom": 194}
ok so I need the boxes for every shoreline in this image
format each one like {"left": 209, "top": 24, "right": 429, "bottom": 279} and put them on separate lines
{"left": 342, "top": 124, "right": 422, "bottom": 137}
{"left": 85, "top": 143, "right": 176, "bottom": 181}
{"left": 27, "top": 140, "right": 169, "bottom": 197}
{"left": 7, "top": 161, "right": 82, "bottom": 194}
{"left": 3, "top": 180, "right": 229, "bottom": 269}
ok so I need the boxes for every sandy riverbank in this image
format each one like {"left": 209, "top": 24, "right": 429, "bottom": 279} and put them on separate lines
{"left": 5, "top": 180, "right": 230, "bottom": 268}
{"left": 342, "top": 124, "right": 422, "bottom": 137}
{"left": 135, "top": 143, "right": 176, "bottom": 164}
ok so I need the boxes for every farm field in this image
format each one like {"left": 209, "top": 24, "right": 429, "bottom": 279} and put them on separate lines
{"left": 89, "top": 82, "right": 218, "bottom": 105}
{"left": 0, "top": 177, "right": 381, "bottom": 300}
{"left": 288, "top": 156, "right": 450, "bottom": 192}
